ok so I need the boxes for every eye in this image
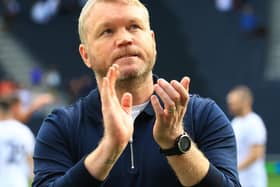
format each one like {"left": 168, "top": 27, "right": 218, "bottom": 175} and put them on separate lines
{"left": 129, "top": 24, "right": 141, "bottom": 31}
{"left": 100, "top": 28, "right": 113, "bottom": 36}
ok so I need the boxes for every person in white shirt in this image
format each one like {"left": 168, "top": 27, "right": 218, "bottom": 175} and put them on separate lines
{"left": 215, "top": 0, "right": 233, "bottom": 12}
{"left": 0, "top": 94, "right": 35, "bottom": 187}
{"left": 227, "top": 85, "right": 267, "bottom": 187}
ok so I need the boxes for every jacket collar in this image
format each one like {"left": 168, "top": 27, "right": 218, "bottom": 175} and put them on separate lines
{"left": 84, "top": 74, "right": 162, "bottom": 121}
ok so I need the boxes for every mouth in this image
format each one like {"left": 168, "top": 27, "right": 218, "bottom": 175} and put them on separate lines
{"left": 113, "top": 47, "right": 142, "bottom": 62}
{"left": 115, "top": 52, "right": 139, "bottom": 61}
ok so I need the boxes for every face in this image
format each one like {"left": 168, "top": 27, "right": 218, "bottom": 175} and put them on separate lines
{"left": 79, "top": 2, "right": 157, "bottom": 81}
{"left": 226, "top": 91, "right": 244, "bottom": 116}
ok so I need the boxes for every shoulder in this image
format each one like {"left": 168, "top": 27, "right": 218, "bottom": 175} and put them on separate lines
{"left": 0, "top": 120, "right": 35, "bottom": 149}
{"left": 247, "top": 112, "right": 267, "bottom": 131}
{"left": 37, "top": 89, "right": 99, "bottom": 138}
{"left": 189, "top": 94, "right": 214, "bottom": 106}
{"left": 45, "top": 89, "right": 99, "bottom": 127}
{"left": 244, "top": 112, "right": 267, "bottom": 143}
{"left": 188, "top": 94, "right": 223, "bottom": 119}
{"left": 186, "top": 94, "right": 232, "bottom": 141}
{"left": 1, "top": 119, "right": 33, "bottom": 137}
{"left": 14, "top": 120, "right": 34, "bottom": 134}
{"left": 247, "top": 112, "right": 264, "bottom": 123}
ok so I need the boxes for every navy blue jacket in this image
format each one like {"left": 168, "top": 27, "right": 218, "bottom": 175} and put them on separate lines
{"left": 33, "top": 88, "right": 241, "bottom": 187}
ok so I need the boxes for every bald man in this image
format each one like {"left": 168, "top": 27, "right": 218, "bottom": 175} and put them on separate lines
{"left": 227, "top": 85, "right": 267, "bottom": 187}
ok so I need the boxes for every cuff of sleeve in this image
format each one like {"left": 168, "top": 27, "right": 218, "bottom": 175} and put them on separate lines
{"left": 192, "top": 164, "right": 223, "bottom": 187}
{"left": 66, "top": 156, "right": 103, "bottom": 186}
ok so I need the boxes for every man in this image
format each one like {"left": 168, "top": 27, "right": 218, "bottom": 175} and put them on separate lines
{"left": 33, "top": 0, "right": 241, "bottom": 186}
{"left": 0, "top": 94, "right": 35, "bottom": 187}
{"left": 227, "top": 85, "right": 267, "bottom": 187}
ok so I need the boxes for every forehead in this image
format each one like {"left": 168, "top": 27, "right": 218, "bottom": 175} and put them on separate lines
{"left": 88, "top": 2, "right": 147, "bottom": 28}
{"left": 228, "top": 91, "right": 242, "bottom": 102}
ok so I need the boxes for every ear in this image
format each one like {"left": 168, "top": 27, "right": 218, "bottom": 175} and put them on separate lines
{"left": 79, "top": 44, "right": 92, "bottom": 68}
{"left": 150, "top": 30, "right": 157, "bottom": 56}
{"left": 150, "top": 30, "right": 155, "bottom": 41}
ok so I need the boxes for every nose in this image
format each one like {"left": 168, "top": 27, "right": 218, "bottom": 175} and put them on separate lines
{"left": 115, "top": 29, "right": 133, "bottom": 47}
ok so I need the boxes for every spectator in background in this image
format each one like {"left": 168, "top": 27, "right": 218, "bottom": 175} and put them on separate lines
{"left": 30, "top": 0, "right": 87, "bottom": 25}
{"left": 239, "top": 2, "right": 267, "bottom": 38}
{"left": 31, "top": 0, "right": 60, "bottom": 24}
{"left": 1, "top": 0, "right": 20, "bottom": 30}
{"left": 215, "top": 0, "right": 233, "bottom": 12}
{"left": 215, "top": 0, "right": 247, "bottom": 12}
{"left": 239, "top": 3, "right": 258, "bottom": 34}
{"left": 0, "top": 80, "right": 55, "bottom": 124}
{"left": 30, "top": 66, "right": 43, "bottom": 86}
{"left": 16, "top": 90, "right": 55, "bottom": 124}
{"left": 45, "top": 64, "right": 62, "bottom": 90}
{"left": 68, "top": 74, "right": 96, "bottom": 101}
{"left": 0, "top": 80, "right": 17, "bottom": 95}
{"left": 227, "top": 85, "right": 267, "bottom": 187}
{"left": 0, "top": 94, "right": 35, "bottom": 187}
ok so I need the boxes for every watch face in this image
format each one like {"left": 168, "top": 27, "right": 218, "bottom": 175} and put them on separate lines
{"left": 178, "top": 135, "right": 190, "bottom": 153}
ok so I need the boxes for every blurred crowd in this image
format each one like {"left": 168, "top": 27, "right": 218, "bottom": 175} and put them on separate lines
{"left": 1, "top": 0, "right": 87, "bottom": 30}
{"left": 0, "top": 79, "right": 54, "bottom": 124}
{"left": 215, "top": 0, "right": 267, "bottom": 38}
{"left": 1, "top": 0, "right": 268, "bottom": 36}
{"left": 0, "top": 64, "right": 97, "bottom": 114}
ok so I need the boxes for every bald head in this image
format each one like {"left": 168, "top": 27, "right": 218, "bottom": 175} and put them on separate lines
{"left": 227, "top": 85, "right": 254, "bottom": 116}
{"left": 78, "top": 0, "right": 150, "bottom": 44}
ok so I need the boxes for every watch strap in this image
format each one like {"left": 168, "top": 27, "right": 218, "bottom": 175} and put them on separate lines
{"left": 160, "top": 145, "right": 183, "bottom": 156}
{"left": 159, "top": 132, "right": 190, "bottom": 156}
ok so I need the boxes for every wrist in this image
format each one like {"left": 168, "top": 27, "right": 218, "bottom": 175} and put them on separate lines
{"left": 156, "top": 129, "right": 186, "bottom": 149}
{"left": 102, "top": 135, "right": 128, "bottom": 152}
{"left": 159, "top": 132, "right": 191, "bottom": 156}
{"left": 84, "top": 137, "right": 126, "bottom": 180}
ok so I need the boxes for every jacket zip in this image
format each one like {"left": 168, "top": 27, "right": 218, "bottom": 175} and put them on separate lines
{"left": 129, "top": 137, "right": 135, "bottom": 170}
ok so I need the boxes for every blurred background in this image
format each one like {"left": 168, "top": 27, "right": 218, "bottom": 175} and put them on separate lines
{"left": 0, "top": 0, "right": 280, "bottom": 186}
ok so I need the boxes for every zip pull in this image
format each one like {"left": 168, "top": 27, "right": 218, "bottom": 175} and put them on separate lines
{"left": 129, "top": 137, "right": 135, "bottom": 169}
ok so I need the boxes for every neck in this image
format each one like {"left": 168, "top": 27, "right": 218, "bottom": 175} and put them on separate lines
{"left": 240, "top": 107, "right": 252, "bottom": 116}
{"left": 0, "top": 111, "right": 13, "bottom": 121}
{"left": 97, "top": 72, "right": 154, "bottom": 105}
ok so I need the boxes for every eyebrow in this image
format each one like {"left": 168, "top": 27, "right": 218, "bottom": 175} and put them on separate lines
{"left": 94, "top": 17, "right": 146, "bottom": 33}
{"left": 98, "top": 15, "right": 145, "bottom": 27}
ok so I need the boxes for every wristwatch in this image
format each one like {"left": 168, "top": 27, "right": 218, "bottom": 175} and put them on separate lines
{"left": 160, "top": 132, "right": 191, "bottom": 156}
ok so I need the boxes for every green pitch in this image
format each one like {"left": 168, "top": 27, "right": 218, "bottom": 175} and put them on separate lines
{"left": 269, "top": 174, "right": 280, "bottom": 187}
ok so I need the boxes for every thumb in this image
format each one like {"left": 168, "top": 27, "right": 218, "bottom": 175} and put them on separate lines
{"left": 121, "top": 92, "right": 133, "bottom": 115}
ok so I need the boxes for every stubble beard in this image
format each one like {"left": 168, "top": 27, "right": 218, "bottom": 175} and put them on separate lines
{"left": 116, "top": 59, "right": 155, "bottom": 90}
{"left": 94, "top": 53, "right": 156, "bottom": 91}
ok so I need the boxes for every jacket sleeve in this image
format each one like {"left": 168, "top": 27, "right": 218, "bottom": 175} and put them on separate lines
{"left": 32, "top": 108, "right": 103, "bottom": 187}
{"left": 188, "top": 97, "right": 241, "bottom": 187}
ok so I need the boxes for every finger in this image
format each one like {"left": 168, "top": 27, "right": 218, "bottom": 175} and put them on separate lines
{"left": 170, "top": 80, "right": 189, "bottom": 105}
{"left": 107, "top": 64, "right": 119, "bottom": 95}
{"left": 154, "top": 84, "right": 176, "bottom": 110}
{"left": 151, "top": 95, "right": 164, "bottom": 118}
{"left": 101, "top": 65, "right": 115, "bottom": 105}
{"left": 180, "top": 76, "right": 190, "bottom": 93}
{"left": 121, "top": 92, "right": 132, "bottom": 115}
{"left": 157, "top": 79, "right": 180, "bottom": 102}
{"left": 100, "top": 77, "right": 110, "bottom": 108}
